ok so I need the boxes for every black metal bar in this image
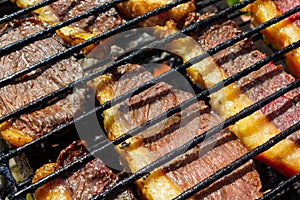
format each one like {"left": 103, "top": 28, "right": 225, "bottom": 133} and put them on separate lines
{"left": 10, "top": 150, "right": 94, "bottom": 198}
{"left": 195, "top": 0, "right": 221, "bottom": 10}
{"left": 0, "top": 0, "right": 126, "bottom": 57}
{"left": 0, "top": 0, "right": 192, "bottom": 87}
{"left": 1, "top": 2, "right": 299, "bottom": 126}
{"left": 1, "top": 27, "right": 298, "bottom": 164}
{"left": 0, "top": 0, "right": 57, "bottom": 24}
{"left": 257, "top": 172, "right": 300, "bottom": 200}
{"left": 0, "top": 0, "right": 252, "bottom": 88}
{"left": 187, "top": 5, "right": 300, "bottom": 57}
{"left": 90, "top": 79, "right": 300, "bottom": 200}
{"left": 9, "top": 48, "right": 300, "bottom": 199}
{"left": 1, "top": 0, "right": 298, "bottom": 197}
{"left": 16, "top": 176, "right": 33, "bottom": 190}
{"left": 1, "top": 18, "right": 300, "bottom": 161}
{"left": 173, "top": 121, "right": 300, "bottom": 200}
{"left": 10, "top": 39, "right": 299, "bottom": 198}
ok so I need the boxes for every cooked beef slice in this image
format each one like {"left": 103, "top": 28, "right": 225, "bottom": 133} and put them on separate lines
{"left": 107, "top": 64, "right": 262, "bottom": 199}
{"left": 55, "top": 140, "right": 136, "bottom": 200}
{"left": 184, "top": 12, "right": 300, "bottom": 146}
{"left": 0, "top": 18, "right": 84, "bottom": 142}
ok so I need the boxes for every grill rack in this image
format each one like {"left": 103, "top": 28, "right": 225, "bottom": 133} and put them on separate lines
{"left": 0, "top": 0, "right": 299, "bottom": 199}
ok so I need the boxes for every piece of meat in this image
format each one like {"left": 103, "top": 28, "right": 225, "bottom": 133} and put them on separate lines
{"left": 32, "top": 140, "right": 136, "bottom": 200}
{"left": 180, "top": 12, "right": 300, "bottom": 177}
{"left": 0, "top": 18, "right": 84, "bottom": 147}
{"left": 12, "top": 0, "right": 124, "bottom": 54}
{"left": 91, "top": 63, "right": 262, "bottom": 199}
{"left": 243, "top": 0, "right": 300, "bottom": 77}
{"left": 273, "top": 0, "right": 300, "bottom": 28}
{"left": 115, "top": 0, "right": 195, "bottom": 27}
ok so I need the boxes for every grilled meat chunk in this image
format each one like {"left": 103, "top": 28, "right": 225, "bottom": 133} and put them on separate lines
{"left": 243, "top": 0, "right": 300, "bottom": 77}
{"left": 0, "top": 18, "right": 84, "bottom": 147}
{"left": 115, "top": 0, "right": 195, "bottom": 27}
{"left": 32, "top": 140, "right": 136, "bottom": 200}
{"left": 179, "top": 12, "right": 300, "bottom": 177}
{"left": 12, "top": 0, "right": 124, "bottom": 54}
{"left": 90, "top": 64, "right": 262, "bottom": 199}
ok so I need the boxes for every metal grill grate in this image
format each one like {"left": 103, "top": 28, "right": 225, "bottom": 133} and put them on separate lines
{"left": 0, "top": 0, "right": 299, "bottom": 199}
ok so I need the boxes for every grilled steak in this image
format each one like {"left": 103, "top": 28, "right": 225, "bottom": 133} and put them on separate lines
{"left": 32, "top": 140, "right": 136, "bottom": 200}
{"left": 273, "top": 0, "right": 300, "bottom": 28}
{"left": 0, "top": 18, "right": 84, "bottom": 147}
{"left": 91, "top": 63, "right": 262, "bottom": 199}
{"left": 12, "top": 0, "right": 124, "bottom": 54}
{"left": 243, "top": 0, "right": 300, "bottom": 76}
{"left": 182, "top": 12, "right": 300, "bottom": 177}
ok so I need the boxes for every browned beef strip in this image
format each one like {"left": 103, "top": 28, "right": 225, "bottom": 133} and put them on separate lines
{"left": 184, "top": 12, "right": 300, "bottom": 146}
{"left": 273, "top": 0, "right": 300, "bottom": 29}
{"left": 49, "top": 0, "right": 123, "bottom": 34}
{"left": 110, "top": 64, "right": 262, "bottom": 199}
{"left": 165, "top": 130, "right": 262, "bottom": 199}
{"left": 0, "top": 18, "right": 84, "bottom": 140}
{"left": 56, "top": 140, "right": 136, "bottom": 200}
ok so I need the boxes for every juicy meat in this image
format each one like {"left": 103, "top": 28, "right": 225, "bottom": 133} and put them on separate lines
{"left": 165, "top": 130, "right": 262, "bottom": 199}
{"left": 98, "top": 64, "right": 262, "bottom": 199}
{"left": 273, "top": 0, "right": 300, "bottom": 28}
{"left": 49, "top": 0, "right": 123, "bottom": 34}
{"left": 182, "top": 12, "right": 300, "bottom": 177}
{"left": 12, "top": 0, "right": 124, "bottom": 54}
{"left": 185, "top": 12, "right": 300, "bottom": 146}
{"left": 0, "top": 18, "right": 84, "bottom": 147}
{"left": 33, "top": 140, "right": 136, "bottom": 200}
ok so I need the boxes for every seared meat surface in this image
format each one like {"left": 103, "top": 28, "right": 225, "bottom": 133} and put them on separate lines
{"left": 0, "top": 18, "right": 84, "bottom": 147}
{"left": 12, "top": 0, "right": 124, "bottom": 53}
{"left": 273, "top": 0, "right": 300, "bottom": 28}
{"left": 90, "top": 63, "right": 262, "bottom": 199}
{"left": 183, "top": 12, "right": 300, "bottom": 177}
{"left": 32, "top": 140, "right": 136, "bottom": 200}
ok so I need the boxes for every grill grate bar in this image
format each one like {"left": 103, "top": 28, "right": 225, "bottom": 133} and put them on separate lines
{"left": 16, "top": 175, "right": 33, "bottom": 190}
{"left": 1, "top": 1, "right": 299, "bottom": 199}
{"left": 258, "top": 172, "right": 300, "bottom": 200}
{"left": 195, "top": 0, "right": 221, "bottom": 10}
{"left": 90, "top": 80, "right": 300, "bottom": 200}
{"left": 0, "top": 0, "right": 252, "bottom": 88}
{"left": 11, "top": 150, "right": 94, "bottom": 198}
{"left": 2, "top": 23, "right": 299, "bottom": 164}
{"left": 174, "top": 121, "right": 300, "bottom": 200}
{"left": 0, "top": 0, "right": 57, "bottom": 24}
{"left": 0, "top": 0, "right": 127, "bottom": 57}
{"left": 205, "top": 5, "right": 300, "bottom": 56}
{"left": 1, "top": 0, "right": 297, "bottom": 126}
{"left": 9, "top": 41, "right": 300, "bottom": 198}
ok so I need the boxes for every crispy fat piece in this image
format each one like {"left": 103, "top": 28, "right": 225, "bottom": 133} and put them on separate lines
{"left": 173, "top": 12, "right": 300, "bottom": 177}
{"left": 115, "top": 0, "right": 195, "bottom": 27}
{"left": 0, "top": 18, "right": 84, "bottom": 147}
{"left": 242, "top": 0, "right": 300, "bottom": 77}
{"left": 32, "top": 163, "right": 73, "bottom": 200}
{"left": 12, "top": 0, "right": 124, "bottom": 54}
{"left": 90, "top": 64, "right": 262, "bottom": 199}
{"left": 32, "top": 140, "right": 136, "bottom": 200}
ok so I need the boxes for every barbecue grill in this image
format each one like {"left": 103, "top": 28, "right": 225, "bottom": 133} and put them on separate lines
{"left": 0, "top": 0, "right": 299, "bottom": 199}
